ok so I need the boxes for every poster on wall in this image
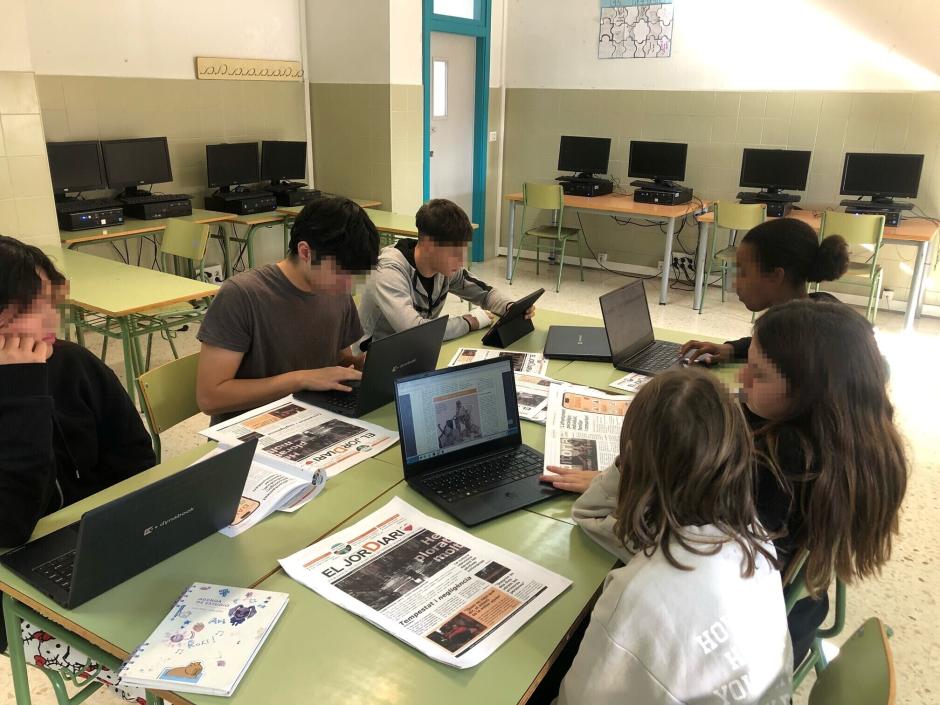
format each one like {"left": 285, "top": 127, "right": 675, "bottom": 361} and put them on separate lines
{"left": 598, "top": 0, "right": 674, "bottom": 59}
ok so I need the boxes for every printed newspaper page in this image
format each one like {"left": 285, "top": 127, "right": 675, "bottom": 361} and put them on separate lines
{"left": 279, "top": 497, "right": 571, "bottom": 669}
{"left": 514, "top": 373, "right": 554, "bottom": 423}
{"left": 608, "top": 371, "right": 652, "bottom": 394}
{"left": 543, "top": 383, "right": 630, "bottom": 474}
{"left": 201, "top": 396, "right": 398, "bottom": 478}
{"left": 220, "top": 461, "right": 326, "bottom": 537}
{"left": 447, "top": 347, "right": 549, "bottom": 376}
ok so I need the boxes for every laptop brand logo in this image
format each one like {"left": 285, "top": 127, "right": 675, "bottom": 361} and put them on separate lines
{"left": 392, "top": 359, "right": 417, "bottom": 373}
{"left": 143, "top": 506, "right": 195, "bottom": 536}
{"left": 577, "top": 335, "right": 583, "bottom": 345}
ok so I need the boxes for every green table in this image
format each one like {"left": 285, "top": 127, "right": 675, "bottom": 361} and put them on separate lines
{"left": 183, "top": 485, "right": 618, "bottom": 705}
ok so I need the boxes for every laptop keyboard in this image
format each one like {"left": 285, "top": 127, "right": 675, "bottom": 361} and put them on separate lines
{"left": 315, "top": 391, "right": 359, "bottom": 414}
{"left": 34, "top": 550, "right": 76, "bottom": 591}
{"left": 628, "top": 342, "right": 682, "bottom": 373}
{"left": 423, "top": 447, "right": 543, "bottom": 504}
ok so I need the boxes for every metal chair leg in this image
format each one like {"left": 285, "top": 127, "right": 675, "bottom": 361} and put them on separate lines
{"left": 556, "top": 239, "right": 568, "bottom": 292}
{"left": 578, "top": 236, "right": 584, "bottom": 281}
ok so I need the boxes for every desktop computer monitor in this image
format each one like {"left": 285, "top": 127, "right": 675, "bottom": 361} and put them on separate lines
{"left": 840, "top": 152, "right": 924, "bottom": 201}
{"left": 101, "top": 137, "right": 173, "bottom": 191}
{"left": 628, "top": 141, "right": 687, "bottom": 183}
{"left": 46, "top": 141, "right": 106, "bottom": 194}
{"left": 739, "top": 148, "right": 811, "bottom": 193}
{"left": 261, "top": 140, "right": 306, "bottom": 182}
{"left": 206, "top": 142, "right": 259, "bottom": 189}
{"left": 557, "top": 136, "right": 611, "bottom": 176}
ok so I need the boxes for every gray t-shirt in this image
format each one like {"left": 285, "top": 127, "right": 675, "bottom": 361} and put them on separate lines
{"left": 197, "top": 263, "right": 362, "bottom": 422}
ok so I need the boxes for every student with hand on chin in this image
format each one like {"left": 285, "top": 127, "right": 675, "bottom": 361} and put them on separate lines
{"left": 196, "top": 196, "right": 380, "bottom": 424}
{"left": 357, "top": 198, "right": 535, "bottom": 345}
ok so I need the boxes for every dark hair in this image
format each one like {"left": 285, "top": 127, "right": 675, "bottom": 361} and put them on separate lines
{"left": 288, "top": 196, "right": 379, "bottom": 273}
{"left": 613, "top": 367, "right": 776, "bottom": 577}
{"left": 415, "top": 199, "right": 472, "bottom": 245}
{"left": 742, "top": 218, "right": 849, "bottom": 286}
{"left": 753, "top": 300, "right": 908, "bottom": 597}
{"left": 0, "top": 235, "right": 67, "bottom": 315}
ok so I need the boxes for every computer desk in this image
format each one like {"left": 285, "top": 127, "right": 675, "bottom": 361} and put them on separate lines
{"left": 695, "top": 208, "right": 939, "bottom": 332}
{"left": 504, "top": 192, "right": 709, "bottom": 306}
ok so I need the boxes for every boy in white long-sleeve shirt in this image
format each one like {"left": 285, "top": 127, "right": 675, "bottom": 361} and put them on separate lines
{"left": 556, "top": 368, "right": 792, "bottom": 705}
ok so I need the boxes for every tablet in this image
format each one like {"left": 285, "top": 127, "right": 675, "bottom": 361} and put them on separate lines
{"left": 481, "top": 288, "right": 544, "bottom": 348}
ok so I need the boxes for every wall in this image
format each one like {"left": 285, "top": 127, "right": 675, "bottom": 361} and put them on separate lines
{"left": 307, "top": 0, "right": 390, "bottom": 84}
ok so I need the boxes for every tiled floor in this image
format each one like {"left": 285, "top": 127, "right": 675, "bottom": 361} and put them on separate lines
{"left": 2, "top": 255, "right": 938, "bottom": 704}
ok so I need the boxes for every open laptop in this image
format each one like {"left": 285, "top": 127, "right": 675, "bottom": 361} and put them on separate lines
{"left": 600, "top": 280, "right": 683, "bottom": 375}
{"left": 0, "top": 441, "right": 256, "bottom": 610}
{"left": 295, "top": 316, "right": 448, "bottom": 418}
{"left": 393, "top": 357, "right": 561, "bottom": 526}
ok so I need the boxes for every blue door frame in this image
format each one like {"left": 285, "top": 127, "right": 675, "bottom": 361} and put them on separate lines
{"left": 422, "top": 0, "right": 491, "bottom": 262}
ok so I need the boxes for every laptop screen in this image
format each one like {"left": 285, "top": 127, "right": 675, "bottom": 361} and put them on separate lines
{"left": 600, "top": 281, "right": 655, "bottom": 364}
{"left": 395, "top": 358, "right": 520, "bottom": 470}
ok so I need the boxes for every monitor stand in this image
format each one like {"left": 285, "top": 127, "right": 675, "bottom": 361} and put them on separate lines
{"left": 839, "top": 196, "right": 913, "bottom": 212}
{"left": 556, "top": 172, "right": 608, "bottom": 183}
{"left": 629, "top": 178, "right": 689, "bottom": 193}
{"left": 267, "top": 180, "right": 308, "bottom": 193}
{"left": 54, "top": 193, "right": 79, "bottom": 204}
{"left": 119, "top": 187, "right": 152, "bottom": 200}
{"left": 738, "top": 188, "right": 801, "bottom": 204}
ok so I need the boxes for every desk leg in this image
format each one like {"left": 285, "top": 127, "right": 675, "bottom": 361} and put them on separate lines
{"left": 118, "top": 317, "right": 141, "bottom": 405}
{"left": 3, "top": 593, "right": 33, "bottom": 705}
{"left": 915, "top": 236, "right": 936, "bottom": 317}
{"left": 904, "top": 241, "right": 930, "bottom": 331}
{"left": 220, "top": 224, "right": 233, "bottom": 279}
{"left": 659, "top": 217, "right": 676, "bottom": 305}
{"left": 246, "top": 225, "right": 259, "bottom": 269}
{"left": 506, "top": 201, "right": 517, "bottom": 280}
{"left": 694, "top": 221, "right": 708, "bottom": 310}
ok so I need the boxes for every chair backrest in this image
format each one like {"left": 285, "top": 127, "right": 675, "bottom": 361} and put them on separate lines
{"left": 523, "top": 182, "right": 565, "bottom": 212}
{"left": 714, "top": 201, "right": 767, "bottom": 231}
{"left": 160, "top": 218, "right": 211, "bottom": 262}
{"left": 808, "top": 617, "right": 895, "bottom": 705}
{"left": 137, "top": 352, "right": 201, "bottom": 435}
{"left": 782, "top": 549, "right": 810, "bottom": 613}
{"left": 820, "top": 210, "right": 885, "bottom": 251}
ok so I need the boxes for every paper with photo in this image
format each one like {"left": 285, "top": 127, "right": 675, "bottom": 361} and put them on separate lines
{"left": 608, "top": 372, "right": 652, "bottom": 394}
{"left": 447, "top": 347, "right": 549, "bottom": 376}
{"left": 219, "top": 461, "right": 325, "bottom": 537}
{"left": 543, "top": 383, "right": 630, "bottom": 475}
{"left": 201, "top": 396, "right": 398, "bottom": 478}
{"left": 514, "top": 372, "right": 554, "bottom": 423}
{"left": 279, "top": 496, "right": 570, "bottom": 669}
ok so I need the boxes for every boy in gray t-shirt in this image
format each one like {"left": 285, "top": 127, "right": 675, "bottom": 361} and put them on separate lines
{"left": 196, "top": 196, "right": 380, "bottom": 423}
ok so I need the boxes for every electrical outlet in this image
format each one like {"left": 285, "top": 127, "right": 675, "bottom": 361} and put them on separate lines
{"left": 199, "top": 265, "right": 224, "bottom": 284}
{"left": 488, "top": 131, "right": 498, "bottom": 142}
{"left": 598, "top": 252, "right": 609, "bottom": 265}
{"left": 882, "top": 289, "right": 895, "bottom": 307}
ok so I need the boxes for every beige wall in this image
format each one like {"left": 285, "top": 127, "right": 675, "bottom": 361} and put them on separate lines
{"left": 0, "top": 71, "right": 58, "bottom": 249}
{"left": 501, "top": 88, "right": 940, "bottom": 305}
{"left": 390, "top": 84, "right": 423, "bottom": 215}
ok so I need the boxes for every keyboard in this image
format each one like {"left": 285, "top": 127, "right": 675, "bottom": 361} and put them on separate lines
{"left": 34, "top": 550, "right": 76, "bottom": 591}
{"left": 313, "top": 390, "right": 359, "bottom": 414}
{"left": 626, "top": 341, "right": 682, "bottom": 373}
{"left": 214, "top": 190, "right": 272, "bottom": 201}
{"left": 422, "top": 446, "right": 542, "bottom": 504}
{"left": 56, "top": 198, "right": 122, "bottom": 214}
{"left": 121, "top": 193, "right": 192, "bottom": 205}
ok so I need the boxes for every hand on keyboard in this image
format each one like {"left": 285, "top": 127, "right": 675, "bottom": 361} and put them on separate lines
{"left": 539, "top": 466, "right": 600, "bottom": 494}
{"left": 294, "top": 366, "right": 362, "bottom": 393}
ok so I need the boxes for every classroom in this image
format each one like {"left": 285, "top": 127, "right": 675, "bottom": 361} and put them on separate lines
{"left": 0, "top": 1, "right": 937, "bottom": 703}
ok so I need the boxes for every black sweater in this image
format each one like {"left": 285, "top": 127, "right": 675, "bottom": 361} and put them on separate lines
{"left": 0, "top": 340, "right": 155, "bottom": 547}
{"left": 725, "top": 291, "right": 843, "bottom": 360}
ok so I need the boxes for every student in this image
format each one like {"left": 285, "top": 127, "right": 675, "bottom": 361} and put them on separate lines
{"left": 681, "top": 217, "right": 849, "bottom": 364}
{"left": 357, "top": 198, "right": 535, "bottom": 344}
{"left": 556, "top": 368, "right": 791, "bottom": 705}
{"left": 196, "top": 196, "right": 380, "bottom": 424}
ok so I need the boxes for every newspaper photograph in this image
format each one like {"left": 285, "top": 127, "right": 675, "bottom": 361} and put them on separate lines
{"left": 201, "top": 396, "right": 398, "bottom": 478}
{"left": 220, "top": 461, "right": 326, "bottom": 537}
{"left": 279, "top": 496, "right": 571, "bottom": 668}
{"left": 447, "top": 347, "right": 549, "bottom": 376}
{"left": 608, "top": 371, "right": 652, "bottom": 394}
{"left": 513, "top": 373, "right": 554, "bottom": 422}
{"left": 543, "top": 383, "right": 631, "bottom": 474}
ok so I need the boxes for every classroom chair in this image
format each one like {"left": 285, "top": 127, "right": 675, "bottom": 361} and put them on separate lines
{"left": 137, "top": 352, "right": 201, "bottom": 463}
{"left": 509, "top": 182, "right": 583, "bottom": 293}
{"left": 817, "top": 211, "right": 886, "bottom": 323}
{"left": 699, "top": 201, "right": 766, "bottom": 313}
{"left": 807, "top": 617, "right": 895, "bottom": 705}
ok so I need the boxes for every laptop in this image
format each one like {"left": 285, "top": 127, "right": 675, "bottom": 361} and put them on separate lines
{"left": 543, "top": 325, "right": 612, "bottom": 362}
{"left": 600, "top": 280, "right": 683, "bottom": 375}
{"left": 295, "top": 316, "right": 448, "bottom": 418}
{"left": 0, "top": 441, "right": 256, "bottom": 609}
{"left": 393, "top": 357, "right": 561, "bottom": 526}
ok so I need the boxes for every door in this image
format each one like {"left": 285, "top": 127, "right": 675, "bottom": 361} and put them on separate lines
{"left": 429, "top": 32, "right": 476, "bottom": 217}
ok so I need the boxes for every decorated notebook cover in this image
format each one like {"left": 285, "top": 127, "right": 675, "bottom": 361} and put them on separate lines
{"left": 119, "top": 583, "right": 288, "bottom": 696}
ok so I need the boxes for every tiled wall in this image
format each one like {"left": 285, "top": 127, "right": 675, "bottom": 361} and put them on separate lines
{"left": 0, "top": 71, "right": 58, "bottom": 249}
{"left": 389, "top": 84, "right": 423, "bottom": 216}
{"left": 501, "top": 89, "right": 940, "bottom": 305}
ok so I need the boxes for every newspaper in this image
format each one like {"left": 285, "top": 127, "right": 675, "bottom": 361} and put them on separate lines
{"left": 514, "top": 373, "right": 554, "bottom": 423}
{"left": 201, "top": 396, "right": 398, "bottom": 478}
{"left": 279, "top": 497, "right": 571, "bottom": 669}
{"left": 608, "top": 371, "right": 652, "bottom": 394}
{"left": 543, "top": 383, "right": 631, "bottom": 474}
{"left": 447, "top": 347, "right": 549, "bottom": 376}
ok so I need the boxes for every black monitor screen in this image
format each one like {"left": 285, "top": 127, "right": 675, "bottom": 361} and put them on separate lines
{"left": 739, "top": 148, "right": 811, "bottom": 191}
{"left": 101, "top": 137, "right": 173, "bottom": 188}
{"left": 628, "top": 141, "right": 687, "bottom": 181}
{"left": 557, "top": 136, "right": 611, "bottom": 174}
{"left": 840, "top": 152, "right": 924, "bottom": 198}
{"left": 46, "top": 141, "right": 106, "bottom": 193}
{"left": 261, "top": 140, "right": 306, "bottom": 181}
{"left": 206, "top": 142, "right": 259, "bottom": 188}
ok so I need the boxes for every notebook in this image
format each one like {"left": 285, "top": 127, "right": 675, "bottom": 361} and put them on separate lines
{"left": 119, "top": 582, "right": 288, "bottom": 696}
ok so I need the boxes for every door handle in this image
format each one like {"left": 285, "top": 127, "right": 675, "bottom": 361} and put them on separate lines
{"left": 430, "top": 150, "right": 434, "bottom": 157}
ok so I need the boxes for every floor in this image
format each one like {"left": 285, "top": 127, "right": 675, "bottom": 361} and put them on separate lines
{"left": 2, "top": 255, "right": 938, "bottom": 705}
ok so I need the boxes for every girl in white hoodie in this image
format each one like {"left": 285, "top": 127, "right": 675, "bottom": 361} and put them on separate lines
{"left": 556, "top": 367, "right": 792, "bottom": 705}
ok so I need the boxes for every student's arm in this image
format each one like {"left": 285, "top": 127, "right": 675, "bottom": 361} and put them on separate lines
{"left": 679, "top": 340, "right": 737, "bottom": 364}
{"left": 448, "top": 269, "right": 516, "bottom": 316}
{"left": 196, "top": 343, "right": 361, "bottom": 417}
{"left": 570, "top": 463, "right": 636, "bottom": 563}
{"left": 0, "top": 336, "right": 57, "bottom": 546}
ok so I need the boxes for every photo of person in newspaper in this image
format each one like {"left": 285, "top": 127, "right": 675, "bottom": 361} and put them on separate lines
{"left": 560, "top": 438, "right": 599, "bottom": 471}
{"left": 435, "top": 393, "right": 482, "bottom": 448}
{"left": 428, "top": 613, "right": 485, "bottom": 652}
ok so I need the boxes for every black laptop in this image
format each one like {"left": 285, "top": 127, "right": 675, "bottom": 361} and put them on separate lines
{"left": 600, "top": 280, "right": 682, "bottom": 375}
{"left": 0, "top": 441, "right": 256, "bottom": 609}
{"left": 543, "top": 325, "right": 612, "bottom": 362}
{"left": 295, "top": 316, "right": 448, "bottom": 418}
{"left": 393, "top": 357, "right": 560, "bottom": 526}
